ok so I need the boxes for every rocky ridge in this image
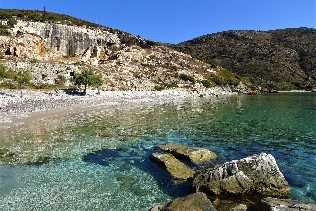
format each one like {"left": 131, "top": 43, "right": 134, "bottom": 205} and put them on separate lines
{"left": 175, "top": 28, "right": 316, "bottom": 91}
{"left": 0, "top": 10, "right": 241, "bottom": 92}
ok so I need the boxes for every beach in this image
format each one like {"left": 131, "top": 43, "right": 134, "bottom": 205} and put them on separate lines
{"left": 0, "top": 87, "right": 234, "bottom": 129}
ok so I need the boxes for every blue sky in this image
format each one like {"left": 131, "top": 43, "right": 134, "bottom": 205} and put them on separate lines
{"left": 1, "top": 0, "right": 315, "bottom": 43}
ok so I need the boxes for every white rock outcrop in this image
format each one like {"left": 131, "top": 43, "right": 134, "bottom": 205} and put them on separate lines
{"left": 193, "top": 153, "right": 289, "bottom": 198}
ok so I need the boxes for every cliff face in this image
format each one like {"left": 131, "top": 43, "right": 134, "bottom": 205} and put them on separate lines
{"left": 1, "top": 20, "right": 141, "bottom": 62}
{"left": 175, "top": 28, "right": 316, "bottom": 90}
{"left": 0, "top": 13, "right": 227, "bottom": 92}
{"left": 14, "top": 20, "right": 121, "bottom": 58}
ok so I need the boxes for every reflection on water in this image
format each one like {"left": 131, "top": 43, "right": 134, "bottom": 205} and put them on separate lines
{"left": 0, "top": 93, "right": 315, "bottom": 210}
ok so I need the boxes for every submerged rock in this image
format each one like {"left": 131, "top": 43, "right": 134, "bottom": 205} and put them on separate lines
{"left": 231, "top": 204, "right": 248, "bottom": 211}
{"left": 193, "top": 153, "right": 289, "bottom": 198}
{"left": 150, "top": 152, "right": 194, "bottom": 180}
{"left": 25, "top": 156, "right": 51, "bottom": 166}
{"left": 0, "top": 148, "right": 16, "bottom": 163}
{"left": 150, "top": 192, "right": 216, "bottom": 211}
{"left": 150, "top": 204, "right": 164, "bottom": 211}
{"left": 255, "top": 197, "right": 316, "bottom": 211}
{"left": 157, "top": 144, "right": 217, "bottom": 165}
{"left": 211, "top": 198, "right": 251, "bottom": 211}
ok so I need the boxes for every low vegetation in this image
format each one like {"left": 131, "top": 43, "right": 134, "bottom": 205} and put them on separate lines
{"left": 72, "top": 69, "right": 103, "bottom": 95}
{"left": 178, "top": 73, "right": 195, "bottom": 83}
{"left": 175, "top": 28, "right": 316, "bottom": 90}
{"left": 154, "top": 82, "right": 178, "bottom": 91}
{"left": 0, "top": 26, "right": 11, "bottom": 36}
{"left": 0, "top": 64, "right": 63, "bottom": 92}
{"left": 0, "top": 64, "right": 33, "bottom": 96}
{"left": 0, "top": 9, "right": 98, "bottom": 28}
{"left": 0, "top": 64, "right": 20, "bottom": 81}
{"left": 0, "top": 14, "right": 17, "bottom": 36}
{"left": 200, "top": 69, "right": 240, "bottom": 88}
{"left": 0, "top": 64, "right": 106, "bottom": 95}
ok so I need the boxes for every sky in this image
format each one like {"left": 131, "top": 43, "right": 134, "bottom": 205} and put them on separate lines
{"left": 0, "top": 0, "right": 315, "bottom": 43}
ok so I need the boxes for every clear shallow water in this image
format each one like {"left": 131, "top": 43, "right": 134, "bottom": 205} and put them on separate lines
{"left": 0, "top": 93, "right": 315, "bottom": 210}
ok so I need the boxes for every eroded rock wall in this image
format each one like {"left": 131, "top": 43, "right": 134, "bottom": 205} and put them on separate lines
{"left": 1, "top": 20, "right": 122, "bottom": 61}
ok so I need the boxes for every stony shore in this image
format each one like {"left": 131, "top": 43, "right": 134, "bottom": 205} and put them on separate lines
{"left": 0, "top": 87, "right": 234, "bottom": 125}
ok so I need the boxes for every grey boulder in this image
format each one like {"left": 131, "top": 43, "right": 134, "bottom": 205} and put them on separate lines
{"left": 193, "top": 153, "right": 289, "bottom": 198}
{"left": 256, "top": 197, "right": 316, "bottom": 211}
{"left": 150, "top": 192, "right": 217, "bottom": 211}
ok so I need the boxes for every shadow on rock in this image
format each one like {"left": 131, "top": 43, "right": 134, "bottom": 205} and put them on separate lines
{"left": 82, "top": 146, "right": 192, "bottom": 198}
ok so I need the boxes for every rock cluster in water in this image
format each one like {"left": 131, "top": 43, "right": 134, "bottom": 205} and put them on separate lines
{"left": 149, "top": 144, "right": 316, "bottom": 211}
{"left": 157, "top": 143, "right": 217, "bottom": 165}
{"left": 150, "top": 144, "right": 217, "bottom": 180}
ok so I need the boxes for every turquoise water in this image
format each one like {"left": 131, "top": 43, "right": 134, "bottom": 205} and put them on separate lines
{"left": 0, "top": 93, "right": 315, "bottom": 210}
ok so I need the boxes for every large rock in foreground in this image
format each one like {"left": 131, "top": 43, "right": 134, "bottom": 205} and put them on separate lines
{"left": 157, "top": 144, "right": 217, "bottom": 165}
{"left": 150, "top": 192, "right": 217, "bottom": 211}
{"left": 193, "top": 153, "right": 289, "bottom": 198}
{"left": 256, "top": 197, "right": 316, "bottom": 211}
{"left": 150, "top": 152, "right": 194, "bottom": 180}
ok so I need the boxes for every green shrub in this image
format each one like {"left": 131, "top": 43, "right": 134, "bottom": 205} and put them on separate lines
{"left": 72, "top": 69, "right": 103, "bottom": 95}
{"left": 0, "top": 64, "right": 17, "bottom": 79}
{"left": 30, "top": 58, "right": 39, "bottom": 64}
{"left": 0, "top": 64, "right": 6, "bottom": 79}
{"left": 15, "top": 71, "right": 32, "bottom": 88}
{"left": 0, "top": 14, "right": 17, "bottom": 36}
{"left": 154, "top": 82, "right": 178, "bottom": 91}
{"left": 209, "top": 69, "right": 240, "bottom": 86}
{"left": 200, "top": 79, "right": 213, "bottom": 88}
{"left": 209, "top": 74, "right": 226, "bottom": 86}
{"left": 154, "top": 85, "right": 164, "bottom": 91}
{"left": 0, "top": 26, "right": 10, "bottom": 36}
{"left": 0, "top": 81, "right": 18, "bottom": 89}
{"left": 55, "top": 75, "right": 66, "bottom": 86}
{"left": 0, "top": 9, "right": 100, "bottom": 29}
{"left": 7, "top": 18, "right": 17, "bottom": 27}
{"left": 275, "top": 82, "right": 297, "bottom": 91}
{"left": 179, "top": 73, "right": 195, "bottom": 83}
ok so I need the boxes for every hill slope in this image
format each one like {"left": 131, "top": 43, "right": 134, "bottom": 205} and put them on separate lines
{"left": 175, "top": 28, "right": 316, "bottom": 90}
{"left": 0, "top": 9, "right": 239, "bottom": 92}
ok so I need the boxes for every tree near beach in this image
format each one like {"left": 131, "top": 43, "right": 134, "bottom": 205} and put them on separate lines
{"left": 72, "top": 69, "right": 103, "bottom": 95}
{"left": 15, "top": 70, "right": 32, "bottom": 97}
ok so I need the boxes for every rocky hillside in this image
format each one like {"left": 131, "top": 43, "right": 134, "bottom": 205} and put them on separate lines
{"left": 0, "top": 9, "right": 243, "bottom": 92}
{"left": 175, "top": 28, "right": 316, "bottom": 90}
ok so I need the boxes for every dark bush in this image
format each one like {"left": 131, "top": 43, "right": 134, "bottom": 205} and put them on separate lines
{"left": 200, "top": 79, "right": 212, "bottom": 88}
{"left": 208, "top": 69, "right": 240, "bottom": 86}
{"left": 179, "top": 73, "right": 195, "bottom": 83}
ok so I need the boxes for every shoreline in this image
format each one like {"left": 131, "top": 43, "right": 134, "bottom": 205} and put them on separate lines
{"left": 0, "top": 87, "right": 235, "bottom": 128}
{"left": 277, "top": 90, "right": 314, "bottom": 93}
